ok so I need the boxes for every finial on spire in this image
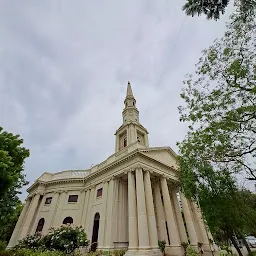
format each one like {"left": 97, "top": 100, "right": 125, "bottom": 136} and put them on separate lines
{"left": 126, "top": 81, "right": 134, "bottom": 97}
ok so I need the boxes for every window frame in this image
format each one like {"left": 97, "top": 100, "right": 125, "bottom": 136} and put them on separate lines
{"left": 68, "top": 195, "right": 78, "bottom": 203}
{"left": 45, "top": 197, "right": 52, "bottom": 205}
{"left": 96, "top": 188, "right": 103, "bottom": 198}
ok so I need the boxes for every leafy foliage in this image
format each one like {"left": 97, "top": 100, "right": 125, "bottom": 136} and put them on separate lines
{"left": 182, "top": 0, "right": 230, "bottom": 20}
{"left": 0, "top": 127, "right": 29, "bottom": 197}
{"left": 0, "top": 249, "right": 64, "bottom": 256}
{"left": 17, "top": 225, "right": 88, "bottom": 254}
{"left": 182, "top": 0, "right": 256, "bottom": 20}
{"left": 158, "top": 240, "right": 166, "bottom": 253}
{"left": 16, "top": 233, "right": 43, "bottom": 250}
{"left": 178, "top": 10, "right": 256, "bottom": 184}
{"left": 0, "top": 127, "right": 29, "bottom": 248}
{"left": 178, "top": 6, "right": 256, "bottom": 256}
{"left": 185, "top": 245, "right": 199, "bottom": 256}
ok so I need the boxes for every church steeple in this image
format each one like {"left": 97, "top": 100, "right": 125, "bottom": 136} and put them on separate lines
{"left": 115, "top": 81, "right": 149, "bottom": 152}
{"left": 122, "top": 82, "right": 139, "bottom": 123}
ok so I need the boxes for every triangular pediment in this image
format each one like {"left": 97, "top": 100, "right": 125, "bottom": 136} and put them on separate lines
{"left": 139, "top": 147, "right": 178, "bottom": 169}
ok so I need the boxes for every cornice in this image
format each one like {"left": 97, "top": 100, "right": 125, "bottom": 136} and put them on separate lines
{"left": 27, "top": 148, "right": 179, "bottom": 194}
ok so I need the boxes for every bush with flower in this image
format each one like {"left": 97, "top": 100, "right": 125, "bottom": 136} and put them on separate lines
{"left": 16, "top": 232, "right": 43, "bottom": 250}
{"left": 15, "top": 224, "right": 88, "bottom": 254}
{"left": 46, "top": 225, "right": 88, "bottom": 253}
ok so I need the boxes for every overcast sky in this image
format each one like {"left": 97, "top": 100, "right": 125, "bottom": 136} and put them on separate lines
{"left": 2, "top": 1, "right": 252, "bottom": 199}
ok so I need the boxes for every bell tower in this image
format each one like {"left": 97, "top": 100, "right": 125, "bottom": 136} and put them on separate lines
{"left": 115, "top": 82, "right": 149, "bottom": 152}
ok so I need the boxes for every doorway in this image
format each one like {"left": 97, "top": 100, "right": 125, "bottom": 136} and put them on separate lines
{"left": 91, "top": 212, "right": 100, "bottom": 252}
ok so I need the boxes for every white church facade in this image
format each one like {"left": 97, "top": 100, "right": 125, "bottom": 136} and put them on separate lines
{"left": 8, "top": 83, "right": 215, "bottom": 256}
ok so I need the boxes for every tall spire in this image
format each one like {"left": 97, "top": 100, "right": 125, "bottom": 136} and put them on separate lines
{"left": 123, "top": 81, "right": 139, "bottom": 123}
{"left": 115, "top": 81, "right": 149, "bottom": 152}
{"left": 126, "top": 81, "right": 134, "bottom": 98}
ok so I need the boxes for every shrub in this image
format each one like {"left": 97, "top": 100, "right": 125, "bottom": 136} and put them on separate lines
{"left": 186, "top": 245, "right": 198, "bottom": 256}
{"left": 15, "top": 225, "right": 88, "bottom": 254}
{"left": 0, "top": 249, "right": 64, "bottom": 256}
{"left": 158, "top": 240, "right": 166, "bottom": 253}
{"left": 219, "top": 250, "right": 229, "bottom": 256}
{"left": 112, "top": 250, "right": 125, "bottom": 256}
{"left": 0, "top": 241, "right": 7, "bottom": 251}
{"left": 16, "top": 233, "right": 43, "bottom": 250}
{"left": 47, "top": 225, "right": 88, "bottom": 253}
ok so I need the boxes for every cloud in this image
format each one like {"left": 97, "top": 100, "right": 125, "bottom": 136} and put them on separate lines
{"left": 2, "top": 0, "right": 250, "bottom": 200}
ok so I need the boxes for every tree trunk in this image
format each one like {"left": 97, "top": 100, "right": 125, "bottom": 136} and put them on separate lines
{"left": 230, "top": 236, "right": 243, "bottom": 256}
{"left": 240, "top": 234, "right": 251, "bottom": 254}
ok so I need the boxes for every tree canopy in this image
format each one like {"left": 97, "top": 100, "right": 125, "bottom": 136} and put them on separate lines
{"left": 178, "top": 10, "right": 256, "bottom": 182}
{"left": 0, "top": 127, "right": 29, "bottom": 248}
{"left": 178, "top": 5, "right": 256, "bottom": 254}
{"left": 182, "top": 0, "right": 256, "bottom": 20}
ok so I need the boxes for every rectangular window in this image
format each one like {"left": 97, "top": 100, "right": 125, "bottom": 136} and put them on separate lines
{"left": 97, "top": 188, "right": 103, "bottom": 197}
{"left": 45, "top": 197, "right": 52, "bottom": 204}
{"left": 68, "top": 195, "right": 78, "bottom": 202}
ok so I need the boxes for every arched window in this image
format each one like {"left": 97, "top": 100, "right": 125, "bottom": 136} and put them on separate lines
{"left": 36, "top": 218, "right": 45, "bottom": 232}
{"left": 63, "top": 217, "right": 73, "bottom": 225}
{"left": 123, "top": 137, "right": 127, "bottom": 147}
{"left": 137, "top": 135, "right": 141, "bottom": 143}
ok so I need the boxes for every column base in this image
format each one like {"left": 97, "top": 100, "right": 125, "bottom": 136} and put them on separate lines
{"left": 202, "top": 243, "right": 216, "bottom": 256}
{"left": 165, "top": 245, "right": 183, "bottom": 256}
{"left": 125, "top": 249, "right": 162, "bottom": 256}
{"left": 125, "top": 249, "right": 138, "bottom": 256}
{"left": 151, "top": 248, "right": 162, "bottom": 256}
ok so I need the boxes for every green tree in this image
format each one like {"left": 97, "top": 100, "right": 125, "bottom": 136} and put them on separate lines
{"left": 178, "top": 10, "right": 256, "bottom": 181}
{"left": 0, "top": 127, "right": 29, "bottom": 248}
{"left": 177, "top": 6, "right": 256, "bottom": 256}
{"left": 182, "top": 0, "right": 256, "bottom": 20}
{"left": 179, "top": 161, "right": 256, "bottom": 255}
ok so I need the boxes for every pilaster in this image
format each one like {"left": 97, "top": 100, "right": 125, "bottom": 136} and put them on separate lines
{"left": 19, "top": 193, "right": 41, "bottom": 240}
{"left": 98, "top": 181, "right": 109, "bottom": 248}
{"left": 7, "top": 197, "right": 31, "bottom": 248}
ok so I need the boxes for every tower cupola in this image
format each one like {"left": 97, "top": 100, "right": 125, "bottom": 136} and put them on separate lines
{"left": 115, "top": 82, "right": 149, "bottom": 152}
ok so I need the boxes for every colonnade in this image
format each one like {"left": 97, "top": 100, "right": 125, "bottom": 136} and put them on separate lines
{"left": 126, "top": 167, "right": 212, "bottom": 256}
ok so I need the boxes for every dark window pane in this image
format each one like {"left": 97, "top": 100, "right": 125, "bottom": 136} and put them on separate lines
{"left": 45, "top": 197, "right": 52, "bottom": 204}
{"left": 97, "top": 188, "right": 103, "bottom": 197}
{"left": 68, "top": 195, "right": 78, "bottom": 202}
{"left": 36, "top": 218, "right": 45, "bottom": 232}
{"left": 63, "top": 217, "right": 73, "bottom": 224}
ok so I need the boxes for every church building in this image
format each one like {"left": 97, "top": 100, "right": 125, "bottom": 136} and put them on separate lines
{"left": 8, "top": 83, "right": 214, "bottom": 256}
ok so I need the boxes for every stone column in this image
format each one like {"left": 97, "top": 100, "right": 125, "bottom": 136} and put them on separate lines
{"left": 127, "top": 170, "right": 138, "bottom": 251}
{"left": 153, "top": 181, "right": 168, "bottom": 243}
{"left": 20, "top": 193, "right": 41, "bottom": 239}
{"left": 104, "top": 178, "right": 115, "bottom": 248}
{"left": 180, "top": 194, "right": 198, "bottom": 246}
{"left": 160, "top": 177, "right": 181, "bottom": 254}
{"left": 171, "top": 189, "right": 187, "bottom": 243}
{"left": 144, "top": 171, "right": 159, "bottom": 249}
{"left": 7, "top": 197, "right": 31, "bottom": 248}
{"left": 191, "top": 201, "right": 212, "bottom": 253}
{"left": 30, "top": 194, "right": 45, "bottom": 234}
{"left": 77, "top": 190, "right": 86, "bottom": 226}
{"left": 85, "top": 187, "right": 95, "bottom": 238}
{"left": 81, "top": 189, "right": 90, "bottom": 229}
{"left": 53, "top": 191, "right": 67, "bottom": 227}
{"left": 136, "top": 168, "right": 150, "bottom": 249}
{"left": 98, "top": 181, "right": 109, "bottom": 248}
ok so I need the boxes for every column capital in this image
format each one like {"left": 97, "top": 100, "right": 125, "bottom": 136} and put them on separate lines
{"left": 143, "top": 168, "right": 153, "bottom": 174}
{"left": 127, "top": 167, "right": 135, "bottom": 173}
{"left": 135, "top": 164, "right": 142, "bottom": 169}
